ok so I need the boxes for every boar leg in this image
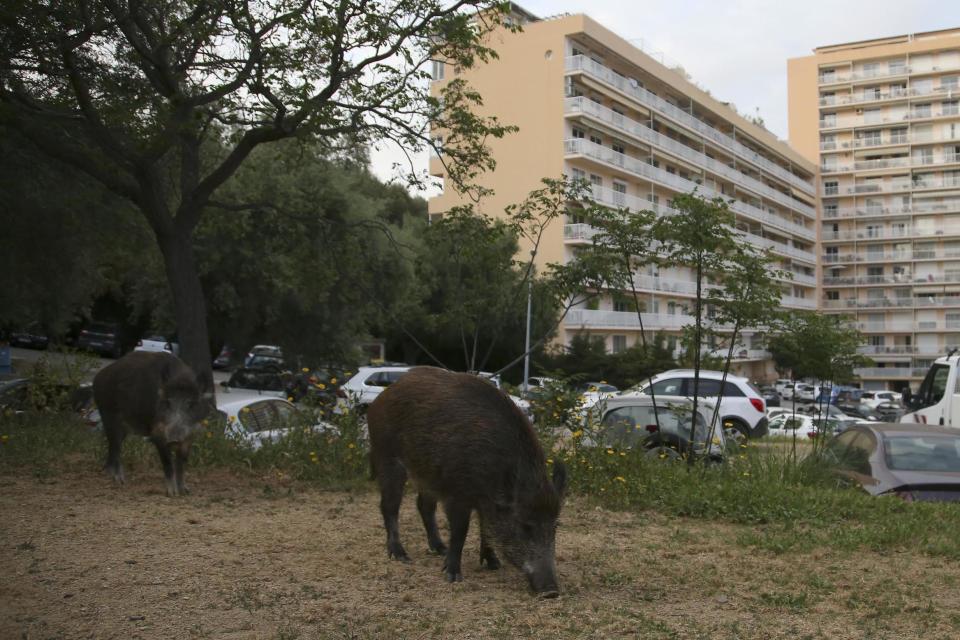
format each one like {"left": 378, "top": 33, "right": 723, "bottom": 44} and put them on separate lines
{"left": 173, "top": 442, "right": 191, "bottom": 496}
{"left": 442, "top": 501, "right": 471, "bottom": 583}
{"left": 416, "top": 493, "right": 447, "bottom": 555}
{"left": 102, "top": 418, "right": 126, "bottom": 484}
{"left": 478, "top": 513, "right": 501, "bottom": 570}
{"left": 378, "top": 458, "right": 410, "bottom": 561}
{"left": 151, "top": 437, "right": 179, "bottom": 497}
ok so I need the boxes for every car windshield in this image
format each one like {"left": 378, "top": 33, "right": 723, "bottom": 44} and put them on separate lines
{"left": 143, "top": 334, "right": 167, "bottom": 342}
{"left": 884, "top": 435, "right": 960, "bottom": 472}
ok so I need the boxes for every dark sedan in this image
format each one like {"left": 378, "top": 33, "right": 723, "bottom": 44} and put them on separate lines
{"left": 825, "top": 424, "right": 960, "bottom": 502}
{"left": 9, "top": 324, "right": 50, "bottom": 350}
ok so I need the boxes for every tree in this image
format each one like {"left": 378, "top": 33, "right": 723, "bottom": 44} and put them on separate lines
{"left": 769, "top": 312, "right": 870, "bottom": 448}
{"left": 0, "top": 0, "right": 515, "bottom": 391}
{"left": 651, "top": 192, "right": 744, "bottom": 449}
{"left": 399, "top": 178, "right": 608, "bottom": 376}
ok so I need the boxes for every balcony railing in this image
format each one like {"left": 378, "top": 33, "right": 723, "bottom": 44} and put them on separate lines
{"left": 564, "top": 138, "right": 815, "bottom": 240}
{"left": 782, "top": 296, "right": 817, "bottom": 309}
{"left": 566, "top": 309, "right": 695, "bottom": 330}
{"left": 818, "top": 64, "right": 913, "bottom": 85}
{"left": 858, "top": 344, "right": 960, "bottom": 356}
{"left": 564, "top": 97, "right": 815, "bottom": 217}
{"left": 823, "top": 273, "right": 960, "bottom": 286}
{"left": 822, "top": 205, "right": 913, "bottom": 219}
{"left": 820, "top": 226, "right": 960, "bottom": 242}
{"left": 826, "top": 296, "right": 960, "bottom": 310}
{"left": 820, "top": 85, "right": 959, "bottom": 107}
{"left": 565, "top": 56, "right": 815, "bottom": 194}
{"left": 853, "top": 367, "right": 927, "bottom": 378}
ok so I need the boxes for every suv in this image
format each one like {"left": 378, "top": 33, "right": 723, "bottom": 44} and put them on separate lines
{"left": 621, "top": 369, "right": 768, "bottom": 441}
{"left": 336, "top": 365, "right": 411, "bottom": 412}
{"left": 77, "top": 321, "right": 127, "bottom": 358}
{"left": 597, "top": 395, "right": 725, "bottom": 461}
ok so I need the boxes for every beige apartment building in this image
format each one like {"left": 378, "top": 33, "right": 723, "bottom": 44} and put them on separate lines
{"left": 429, "top": 6, "right": 817, "bottom": 380}
{"left": 789, "top": 28, "right": 960, "bottom": 391}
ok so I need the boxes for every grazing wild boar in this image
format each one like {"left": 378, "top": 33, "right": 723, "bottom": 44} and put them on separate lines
{"left": 368, "top": 367, "right": 568, "bottom": 597}
{"left": 93, "top": 351, "right": 209, "bottom": 496}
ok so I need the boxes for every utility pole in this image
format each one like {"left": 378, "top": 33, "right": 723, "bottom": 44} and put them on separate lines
{"left": 523, "top": 273, "right": 533, "bottom": 393}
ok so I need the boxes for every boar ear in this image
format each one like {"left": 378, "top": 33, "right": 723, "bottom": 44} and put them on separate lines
{"left": 551, "top": 460, "right": 568, "bottom": 498}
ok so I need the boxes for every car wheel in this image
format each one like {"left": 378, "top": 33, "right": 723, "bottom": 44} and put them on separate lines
{"left": 723, "top": 419, "right": 750, "bottom": 447}
{"left": 645, "top": 445, "right": 683, "bottom": 462}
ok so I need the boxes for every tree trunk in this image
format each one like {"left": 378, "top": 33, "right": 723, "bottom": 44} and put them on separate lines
{"left": 159, "top": 227, "right": 214, "bottom": 397}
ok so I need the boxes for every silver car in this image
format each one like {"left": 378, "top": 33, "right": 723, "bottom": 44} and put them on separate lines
{"left": 825, "top": 424, "right": 960, "bottom": 502}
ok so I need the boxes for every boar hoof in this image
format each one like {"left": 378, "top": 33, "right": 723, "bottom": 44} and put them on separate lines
{"left": 388, "top": 546, "right": 411, "bottom": 562}
{"left": 480, "top": 553, "right": 501, "bottom": 570}
{"left": 428, "top": 542, "right": 447, "bottom": 556}
{"left": 445, "top": 571, "right": 464, "bottom": 583}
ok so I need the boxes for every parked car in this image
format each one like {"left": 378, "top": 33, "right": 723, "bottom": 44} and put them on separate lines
{"left": 767, "top": 413, "right": 842, "bottom": 438}
{"left": 758, "top": 385, "right": 781, "bottom": 408}
{"left": 220, "top": 368, "right": 286, "bottom": 397}
{"left": 824, "top": 424, "right": 960, "bottom": 502}
{"left": 596, "top": 395, "right": 725, "bottom": 461}
{"left": 795, "top": 383, "right": 820, "bottom": 402}
{"left": 805, "top": 403, "right": 861, "bottom": 430}
{"left": 0, "top": 377, "right": 97, "bottom": 424}
{"left": 781, "top": 382, "right": 796, "bottom": 401}
{"left": 577, "top": 381, "right": 619, "bottom": 411}
{"left": 244, "top": 345, "right": 284, "bottom": 369}
{"left": 134, "top": 334, "right": 179, "bottom": 356}
{"left": 620, "top": 369, "right": 768, "bottom": 442}
{"left": 9, "top": 323, "right": 49, "bottom": 350}
{"left": 774, "top": 379, "right": 792, "bottom": 395}
{"left": 860, "top": 390, "right": 902, "bottom": 409}
{"left": 76, "top": 321, "right": 127, "bottom": 358}
{"left": 336, "top": 365, "right": 411, "bottom": 412}
{"left": 212, "top": 345, "right": 234, "bottom": 370}
{"left": 216, "top": 394, "right": 334, "bottom": 450}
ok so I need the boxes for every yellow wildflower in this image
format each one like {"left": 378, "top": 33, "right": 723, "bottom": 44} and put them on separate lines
{"left": 614, "top": 476, "right": 626, "bottom": 483}
{"left": 547, "top": 458, "right": 553, "bottom": 464}
{"left": 302, "top": 367, "right": 310, "bottom": 373}
{"left": 742, "top": 471, "right": 751, "bottom": 477}
{"left": 571, "top": 430, "right": 583, "bottom": 439}
{"left": 229, "top": 415, "right": 237, "bottom": 422}
{"left": 348, "top": 443, "right": 355, "bottom": 449}
{"left": 619, "top": 452, "right": 626, "bottom": 457}
{"left": 206, "top": 431, "right": 212, "bottom": 439}
{"left": 0, "top": 434, "right": 8, "bottom": 442}
{"left": 287, "top": 396, "right": 294, "bottom": 402}
{"left": 317, "top": 383, "right": 326, "bottom": 390}
{"left": 606, "top": 448, "right": 614, "bottom": 455}
{"left": 330, "top": 377, "right": 337, "bottom": 385}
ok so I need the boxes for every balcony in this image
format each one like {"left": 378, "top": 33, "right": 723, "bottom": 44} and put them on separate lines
{"left": 564, "top": 223, "right": 598, "bottom": 242}
{"left": 854, "top": 367, "right": 926, "bottom": 378}
{"left": 823, "top": 298, "right": 916, "bottom": 310}
{"left": 566, "top": 308, "right": 694, "bottom": 330}
{"left": 855, "top": 321, "right": 917, "bottom": 332}
{"left": 845, "top": 181, "right": 911, "bottom": 195}
{"left": 782, "top": 296, "right": 817, "bottom": 309}
{"left": 564, "top": 138, "right": 815, "bottom": 240}
{"left": 822, "top": 205, "right": 913, "bottom": 220}
{"left": 858, "top": 344, "right": 960, "bottom": 356}
{"left": 853, "top": 157, "right": 912, "bottom": 171}
{"left": 564, "top": 97, "right": 815, "bottom": 217}
{"left": 818, "top": 65, "right": 913, "bottom": 86}
{"left": 914, "top": 176, "right": 960, "bottom": 191}
{"left": 565, "top": 56, "right": 815, "bottom": 195}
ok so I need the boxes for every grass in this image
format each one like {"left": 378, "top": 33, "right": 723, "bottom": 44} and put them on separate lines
{"left": 4, "top": 405, "right": 960, "bottom": 563}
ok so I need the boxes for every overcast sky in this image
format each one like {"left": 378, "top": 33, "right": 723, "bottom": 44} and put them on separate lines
{"left": 370, "top": 0, "right": 960, "bottom": 193}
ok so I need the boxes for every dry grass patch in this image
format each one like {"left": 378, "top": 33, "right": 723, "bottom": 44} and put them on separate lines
{"left": 2, "top": 470, "right": 960, "bottom": 639}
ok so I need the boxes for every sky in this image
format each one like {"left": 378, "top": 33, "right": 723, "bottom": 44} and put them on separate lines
{"left": 369, "top": 0, "right": 960, "bottom": 193}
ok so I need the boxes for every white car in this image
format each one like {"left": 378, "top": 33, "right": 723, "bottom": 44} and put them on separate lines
{"left": 795, "top": 383, "right": 820, "bottom": 402}
{"left": 578, "top": 382, "right": 619, "bottom": 411}
{"left": 774, "top": 379, "right": 792, "bottom": 395}
{"left": 620, "top": 369, "right": 769, "bottom": 442}
{"left": 861, "top": 390, "right": 902, "bottom": 409}
{"left": 336, "top": 365, "right": 411, "bottom": 412}
{"left": 767, "top": 413, "right": 844, "bottom": 438}
{"left": 135, "top": 334, "right": 179, "bottom": 356}
{"left": 217, "top": 393, "right": 334, "bottom": 450}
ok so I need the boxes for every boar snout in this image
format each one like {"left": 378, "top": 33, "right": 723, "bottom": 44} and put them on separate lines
{"left": 524, "top": 559, "right": 560, "bottom": 598}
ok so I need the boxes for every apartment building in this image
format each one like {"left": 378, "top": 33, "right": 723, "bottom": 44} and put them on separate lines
{"left": 789, "top": 28, "right": 960, "bottom": 391}
{"left": 429, "top": 6, "right": 817, "bottom": 380}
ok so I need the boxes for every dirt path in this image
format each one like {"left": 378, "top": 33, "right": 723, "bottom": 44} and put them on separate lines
{"left": 2, "top": 469, "right": 958, "bottom": 639}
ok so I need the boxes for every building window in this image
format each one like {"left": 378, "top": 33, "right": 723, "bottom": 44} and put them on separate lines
{"left": 590, "top": 174, "right": 602, "bottom": 188}
{"left": 826, "top": 291, "right": 839, "bottom": 300}
{"left": 913, "top": 103, "right": 932, "bottom": 118}
{"left": 888, "top": 59, "right": 906, "bottom": 75}
{"left": 613, "top": 181, "right": 627, "bottom": 206}
{"left": 589, "top": 134, "right": 602, "bottom": 146}
{"left": 862, "top": 62, "right": 880, "bottom": 78}
{"left": 572, "top": 127, "right": 585, "bottom": 139}
{"left": 944, "top": 100, "right": 959, "bottom": 116}
{"left": 431, "top": 60, "right": 444, "bottom": 81}
{"left": 890, "top": 127, "right": 908, "bottom": 143}
{"left": 822, "top": 113, "right": 837, "bottom": 127}
{"left": 823, "top": 181, "right": 838, "bottom": 196}
{"left": 611, "top": 141, "right": 625, "bottom": 155}
{"left": 864, "top": 108, "right": 881, "bottom": 124}
{"left": 612, "top": 335, "right": 627, "bottom": 354}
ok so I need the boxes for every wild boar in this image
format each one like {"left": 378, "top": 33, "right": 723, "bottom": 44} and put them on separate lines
{"left": 368, "top": 367, "right": 567, "bottom": 597}
{"left": 93, "top": 351, "right": 209, "bottom": 496}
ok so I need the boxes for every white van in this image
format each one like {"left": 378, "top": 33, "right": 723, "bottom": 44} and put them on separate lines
{"left": 903, "top": 356, "right": 960, "bottom": 427}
